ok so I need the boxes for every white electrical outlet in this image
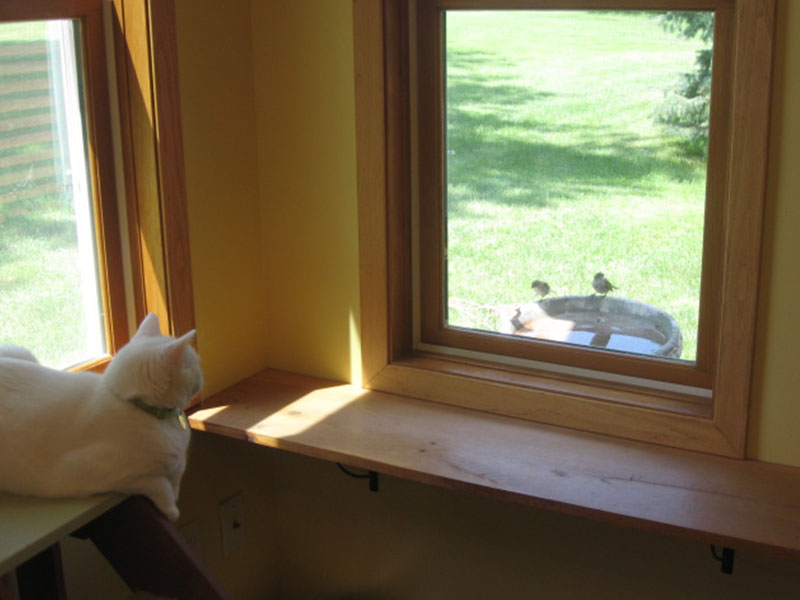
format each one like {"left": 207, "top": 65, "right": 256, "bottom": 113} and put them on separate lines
{"left": 218, "top": 492, "right": 245, "bottom": 556}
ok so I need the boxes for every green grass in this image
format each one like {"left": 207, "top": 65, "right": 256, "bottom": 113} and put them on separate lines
{"left": 0, "top": 194, "right": 91, "bottom": 367}
{"left": 0, "top": 22, "right": 96, "bottom": 367}
{"left": 0, "top": 21, "right": 48, "bottom": 43}
{"left": 444, "top": 11, "right": 708, "bottom": 360}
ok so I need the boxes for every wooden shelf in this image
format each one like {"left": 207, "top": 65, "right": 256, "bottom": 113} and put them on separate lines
{"left": 188, "top": 369, "right": 800, "bottom": 561}
{"left": 0, "top": 493, "right": 123, "bottom": 574}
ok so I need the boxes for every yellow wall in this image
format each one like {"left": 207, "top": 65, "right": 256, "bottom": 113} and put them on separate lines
{"left": 176, "top": 0, "right": 269, "bottom": 397}
{"left": 163, "top": 0, "right": 800, "bottom": 598}
{"left": 251, "top": 0, "right": 362, "bottom": 384}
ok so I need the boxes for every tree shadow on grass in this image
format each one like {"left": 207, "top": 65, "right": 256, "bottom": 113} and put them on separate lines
{"left": 445, "top": 48, "right": 703, "bottom": 218}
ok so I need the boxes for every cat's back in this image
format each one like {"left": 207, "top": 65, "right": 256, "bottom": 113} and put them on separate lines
{"left": 0, "top": 357, "right": 98, "bottom": 412}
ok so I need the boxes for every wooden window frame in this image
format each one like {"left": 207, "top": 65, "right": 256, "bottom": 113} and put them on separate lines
{"left": 110, "top": 0, "right": 194, "bottom": 342}
{"left": 354, "top": 0, "right": 775, "bottom": 457}
{"left": 0, "top": 0, "right": 128, "bottom": 370}
{"left": 417, "top": 2, "right": 730, "bottom": 391}
{"left": 0, "top": 0, "right": 193, "bottom": 371}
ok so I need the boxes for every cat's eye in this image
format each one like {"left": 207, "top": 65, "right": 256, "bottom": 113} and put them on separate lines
{"left": 0, "top": 18, "right": 117, "bottom": 368}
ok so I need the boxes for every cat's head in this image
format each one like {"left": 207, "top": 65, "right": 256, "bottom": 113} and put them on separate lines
{"left": 104, "top": 313, "right": 204, "bottom": 409}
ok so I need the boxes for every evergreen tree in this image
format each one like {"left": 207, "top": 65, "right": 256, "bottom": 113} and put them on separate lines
{"left": 658, "top": 12, "right": 714, "bottom": 156}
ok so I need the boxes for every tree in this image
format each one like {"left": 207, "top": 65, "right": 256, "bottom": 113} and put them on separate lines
{"left": 657, "top": 12, "right": 714, "bottom": 156}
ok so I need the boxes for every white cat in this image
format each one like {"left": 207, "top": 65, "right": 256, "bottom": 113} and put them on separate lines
{"left": 0, "top": 313, "right": 202, "bottom": 520}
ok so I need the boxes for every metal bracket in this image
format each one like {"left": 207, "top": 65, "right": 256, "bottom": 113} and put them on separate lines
{"left": 710, "top": 545, "right": 735, "bottom": 574}
{"left": 336, "top": 463, "right": 379, "bottom": 492}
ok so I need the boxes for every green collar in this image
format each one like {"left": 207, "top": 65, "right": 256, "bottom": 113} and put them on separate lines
{"left": 128, "top": 397, "right": 188, "bottom": 429}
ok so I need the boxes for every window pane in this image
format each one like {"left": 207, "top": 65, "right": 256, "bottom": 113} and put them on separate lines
{"left": 444, "top": 10, "right": 712, "bottom": 363}
{"left": 0, "top": 19, "right": 106, "bottom": 368}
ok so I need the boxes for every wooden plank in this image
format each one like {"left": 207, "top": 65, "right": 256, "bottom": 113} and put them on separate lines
{"left": 189, "top": 369, "right": 800, "bottom": 561}
{"left": 0, "top": 0, "right": 101, "bottom": 21}
{"left": 82, "top": 0, "right": 130, "bottom": 358}
{"left": 354, "top": 0, "right": 390, "bottom": 383}
{"left": 121, "top": 0, "right": 171, "bottom": 326}
{"left": 148, "top": 0, "right": 195, "bottom": 339}
{"left": 111, "top": 0, "right": 146, "bottom": 323}
{"left": 712, "top": 0, "right": 777, "bottom": 456}
{"left": 0, "top": 493, "right": 123, "bottom": 574}
{"left": 112, "top": 0, "right": 194, "bottom": 344}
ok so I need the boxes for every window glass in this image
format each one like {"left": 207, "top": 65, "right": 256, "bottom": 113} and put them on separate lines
{"left": 444, "top": 10, "right": 713, "bottom": 363}
{"left": 0, "top": 19, "right": 106, "bottom": 368}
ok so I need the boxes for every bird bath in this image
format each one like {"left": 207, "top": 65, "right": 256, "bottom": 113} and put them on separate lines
{"left": 501, "top": 295, "right": 683, "bottom": 359}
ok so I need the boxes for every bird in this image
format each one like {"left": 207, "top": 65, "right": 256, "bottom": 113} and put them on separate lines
{"left": 531, "top": 280, "right": 550, "bottom": 299}
{"left": 592, "top": 272, "right": 616, "bottom": 296}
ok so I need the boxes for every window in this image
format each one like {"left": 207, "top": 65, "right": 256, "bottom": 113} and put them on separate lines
{"left": 354, "top": 0, "right": 776, "bottom": 456}
{"left": 429, "top": 9, "right": 714, "bottom": 379}
{"left": 0, "top": 0, "right": 194, "bottom": 371}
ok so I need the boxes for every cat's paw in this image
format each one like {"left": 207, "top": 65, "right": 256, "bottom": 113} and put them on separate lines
{"left": 151, "top": 499, "right": 180, "bottom": 521}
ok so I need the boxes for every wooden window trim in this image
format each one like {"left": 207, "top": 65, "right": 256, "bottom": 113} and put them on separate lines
{"left": 0, "top": 0, "right": 129, "bottom": 367}
{"left": 0, "top": 0, "right": 194, "bottom": 372}
{"left": 111, "top": 0, "right": 194, "bottom": 340}
{"left": 416, "top": 1, "right": 727, "bottom": 391}
{"left": 354, "top": 0, "right": 776, "bottom": 457}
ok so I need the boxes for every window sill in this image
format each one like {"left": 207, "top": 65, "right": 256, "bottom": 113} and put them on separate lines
{"left": 188, "top": 368, "right": 800, "bottom": 561}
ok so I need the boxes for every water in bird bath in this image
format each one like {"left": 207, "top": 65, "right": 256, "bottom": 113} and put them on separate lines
{"left": 555, "top": 312, "right": 665, "bottom": 355}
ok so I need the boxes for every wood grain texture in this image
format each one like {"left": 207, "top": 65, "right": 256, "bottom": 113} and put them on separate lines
{"left": 83, "top": 1, "right": 130, "bottom": 355}
{"left": 121, "top": 0, "right": 171, "bottom": 326}
{"left": 113, "top": 0, "right": 193, "bottom": 335}
{"left": 712, "top": 0, "right": 777, "bottom": 456}
{"left": 112, "top": 0, "right": 147, "bottom": 323}
{"left": 354, "top": 0, "right": 390, "bottom": 383}
{"left": 190, "top": 369, "right": 800, "bottom": 562}
{"left": 384, "top": 0, "right": 414, "bottom": 361}
{"left": 112, "top": 0, "right": 196, "bottom": 351}
{"left": 0, "top": 0, "right": 100, "bottom": 19}
{"left": 148, "top": 0, "right": 195, "bottom": 338}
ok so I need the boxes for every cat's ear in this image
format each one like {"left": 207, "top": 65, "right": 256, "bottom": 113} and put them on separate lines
{"left": 165, "top": 330, "right": 197, "bottom": 365}
{"left": 135, "top": 313, "right": 162, "bottom": 339}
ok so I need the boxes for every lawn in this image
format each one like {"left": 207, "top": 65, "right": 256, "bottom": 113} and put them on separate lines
{"left": 0, "top": 196, "right": 88, "bottom": 367}
{"left": 444, "top": 10, "right": 709, "bottom": 361}
{"left": 0, "top": 20, "right": 99, "bottom": 368}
